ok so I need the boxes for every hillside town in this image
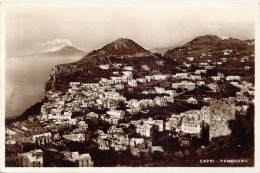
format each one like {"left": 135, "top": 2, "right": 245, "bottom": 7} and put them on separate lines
{"left": 5, "top": 36, "right": 255, "bottom": 167}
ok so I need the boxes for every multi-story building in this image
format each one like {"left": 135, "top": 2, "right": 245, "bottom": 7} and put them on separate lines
{"left": 16, "top": 149, "right": 43, "bottom": 167}
{"left": 71, "top": 152, "right": 94, "bottom": 167}
{"left": 181, "top": 117, "right": 202, "bottom": 137}
{"left": 226, "top": 76, "right": 241, "bottom": 81}
{"left": 136, "top": 124, "right": 154, "bottom": 137}
{"left": 31, "top": 131, "right": 52, "bottom": 146}
{"left": 106, "top": 110, "right": 125, "bottom": 119}
{"left": 172, "top": 81, "right": 196, "bottom": 91}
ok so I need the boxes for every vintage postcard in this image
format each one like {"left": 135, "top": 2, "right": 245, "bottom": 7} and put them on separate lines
{"left": 0, "top": 1, "right": 259, "bottom": 173}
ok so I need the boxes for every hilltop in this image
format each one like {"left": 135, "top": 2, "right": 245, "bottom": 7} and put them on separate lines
{"left": 164, "top": 35, "right": 254, "bottom": 61}
{"left": 45, "top": 38, "right": 177, "bottom": 92}
{"left": 87, "top": 38, "right": 149, "bottom": 56}
{"left": 45, "top": 35, "right": 255, "bottom": 92}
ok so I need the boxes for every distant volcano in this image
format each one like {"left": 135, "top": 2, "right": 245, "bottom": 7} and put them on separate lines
{"left": 18, "top": 46, "right": 87, "bottom": 58}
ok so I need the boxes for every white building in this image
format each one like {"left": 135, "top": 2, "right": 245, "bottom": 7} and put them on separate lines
{"left": 136, "top": 124, "right": 153, "bottom": 137}
{"left": 124, "top": 66, "right": 133, "bottom": 71}
{"left": 221, "top": 58, "right": 227, "bottom": 62}
{"left": 197, "top": 81, "right": 205, "bottom": 86}
{"left": 174, "top": 73, "right": 188, "bottom": 79}
{"left": 182, "top": 117, "right": 201, "bottom": 136}
{"left": 145, "top": 76, "right": 155, "bottom": 82}
{"left": 16, "top": 149, "right": 43, "bottom": 167}
{"left": 187, "top": 57, "right": 194, "bottom": 61}
{"left": 32, "top": 132, "right": 52, "bottom": 144}
{"left": 70, "top": 82, "right": 81, "bottom": 86}
{"left": 154, "top": 120, "right": 164, "bottom": 132}
{"left": 207, "top": 83, "right": 219, "bottom": 92}
{"left": 189, "top": 75, "right": 202, "bottom": 80}
{"left": 154, "top": 87, "right": 165, "bottom": 94}
{"left": 128, "top": 79, "right": 137, "bottom": 87}
{"left": 111, "top": 77, "right": 124, "bottom": 84}
{"left": 130, "top": 138, "right": 145, "bottom": 148}
{"left": 122, "top": 71, "right": 133, "bottom": 77}
{"left": 107, "top": 125, "right": 123, "bottom": 134}
{"left": 187, "top": 97, "right": 197, "bottom": 104}
{"left": 99, "top": 64, "right": 110, "bottom": 70}
{"left": 104, "top": 91, "right": 121, "bottom": 100}
{"left": 195, "top": 70, "right": 207, "bottom": 75}
{"left": 153, "top": 74, "right": 168, "bottom": 81}
{"left": 63, "top": 133, "right": 85, "bottom": 142}
{"left": 226, "top": 76, "right": 241, "bottom": 81}
{"left": 71, "top": 152, "right": 94, "bottom": 167}
{"left": 172, "top": 81, "right": 196, "bottom": 91}
{"left": 211, "top": 76, "right": 221, "bottom": 81}
{"left": 137, "top": 78, "right": 148, "bottom": 83}
{"left": 106, "top": 110, "right": 125, "bottom": 119}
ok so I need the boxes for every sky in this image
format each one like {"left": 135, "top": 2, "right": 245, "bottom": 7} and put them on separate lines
{"left": 5, "top": 2, "right": 256, "bottom": 56}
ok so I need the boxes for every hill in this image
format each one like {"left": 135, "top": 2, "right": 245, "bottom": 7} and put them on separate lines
{"left": 18, "top": 46, "right": 86, "bottom": 58}
{"left": 45, "top": 35, "right": 255, "bottom": 92}
{"left": 87, "top": 38, "right": 149, "bottom": 56}
{"left": 45, "top": 38, "right": 180, "bottom": 92}
{"left": 164, "top": 35, "right": 254, "bottom": 62}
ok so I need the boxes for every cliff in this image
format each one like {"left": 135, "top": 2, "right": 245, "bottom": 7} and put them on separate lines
{"left": 209, "top": 99, "right": 236, "bottom": 139}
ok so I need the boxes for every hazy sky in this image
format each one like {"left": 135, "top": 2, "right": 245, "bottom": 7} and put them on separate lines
{"left": 5, "top": 2, "right": 256, "bottom": 56}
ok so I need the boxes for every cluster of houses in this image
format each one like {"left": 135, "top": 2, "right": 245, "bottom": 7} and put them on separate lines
{"left": 6, "top": 50, "right": 254, "bottom": 167}
{"left": 15, "top": 148, "right": 94, "bottom": 167}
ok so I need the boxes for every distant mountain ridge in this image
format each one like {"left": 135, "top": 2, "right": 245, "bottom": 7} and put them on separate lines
{"left": 150, "top": 46, "right": 176, "bottom": 55}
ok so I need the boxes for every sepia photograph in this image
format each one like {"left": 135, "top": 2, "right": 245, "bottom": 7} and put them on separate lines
{"left": 0, "top": 1, "right": 259, "bottom": 172}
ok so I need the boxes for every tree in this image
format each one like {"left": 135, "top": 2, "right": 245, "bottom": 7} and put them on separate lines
{"left": 152, "top": 151, "right": 164, "bottom": 164}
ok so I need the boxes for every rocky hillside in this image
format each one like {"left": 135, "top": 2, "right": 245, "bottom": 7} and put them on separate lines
{"left": 209, "top": 99, "right": 236, "bottom": 139}
{"left": 45, "top": 35, "right": 255, "bottom": 92}
{"left": 45, "top": 38, "right": 178, "bottom": 92}
{"left": 164, "top": 35, "right": 255, "bottom": 78}
{"left": 87, "top": 38, "right": 149, "bottom": 56}
{"left": 164, "top": 35, "right": 254, "bottom": 61}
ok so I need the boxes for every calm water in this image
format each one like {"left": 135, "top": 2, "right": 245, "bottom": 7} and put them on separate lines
{"left": 6, "top": 55, "right": 82, "bottom": 118}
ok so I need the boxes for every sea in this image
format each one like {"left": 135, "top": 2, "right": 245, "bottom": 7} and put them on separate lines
{"left": 5, "top": 55, "right": 82, "bottom": 118}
